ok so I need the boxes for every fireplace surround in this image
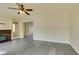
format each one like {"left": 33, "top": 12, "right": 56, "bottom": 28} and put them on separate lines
{"left": 0, "top": 30, "right": 11, "bottom": 43}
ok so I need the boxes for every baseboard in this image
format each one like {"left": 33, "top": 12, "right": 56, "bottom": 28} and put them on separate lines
{"left": 70, "top": 44, "right": 79, "bottom": 55}
{"left": 33, "top": 38, "right": 70, "bottom": 44}
{"left": 12, "top": 37, "right": 19, "bottom": 40}
{"left": 34, "top": 38, "right": 79, "bottom": 55}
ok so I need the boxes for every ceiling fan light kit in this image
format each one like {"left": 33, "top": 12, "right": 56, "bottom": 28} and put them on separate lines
{"left": 8, "top": 3, "right": 33, "bottom": 15}
{"left": 19, "top": 10, "right": 25, "bottom": 14}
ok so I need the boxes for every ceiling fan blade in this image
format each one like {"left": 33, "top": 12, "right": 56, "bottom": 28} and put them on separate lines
{"left": 8, "top": 7, "right": 19, "bottom": 10}
{"left": 26, "top": 9, "right": 33, "bottom": 11}
{"left": 16, "top": 3, "right": 21, "bottom": 6}
{"left": 24, "top": 11, "right": 30, "bottom": 15}
{"left": 16, "top": 3, "right": 24, "bottom": 10}
{"left": 21, "top": 4, "right": 24, "bottom": 8}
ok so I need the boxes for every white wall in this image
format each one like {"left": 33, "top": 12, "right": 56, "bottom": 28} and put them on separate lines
{"left": 33, "top": 14, "right": 70, "bottom": 44}
{"left": 70, "top": 4, "right": 79, "bottom": 54}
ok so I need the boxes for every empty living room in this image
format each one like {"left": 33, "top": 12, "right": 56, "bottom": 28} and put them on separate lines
{"left": 0, "top": 3, "right": 79, "bottom": 56}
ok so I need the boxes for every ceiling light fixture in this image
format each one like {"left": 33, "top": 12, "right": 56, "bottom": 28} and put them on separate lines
{"left": 19, "top": 10, "right": 25, "bottom": 14}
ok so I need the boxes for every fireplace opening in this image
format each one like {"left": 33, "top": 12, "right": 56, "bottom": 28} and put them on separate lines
{"left": 0, "top": 35, "right": 8, "bottom": 42}
{"left": 0, "top": 30, "right": 11, "bottom": 43}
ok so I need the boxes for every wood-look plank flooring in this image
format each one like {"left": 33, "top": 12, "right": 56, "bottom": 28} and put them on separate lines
{"left": 0, "top": 36, "right": 78, "bottom": 55}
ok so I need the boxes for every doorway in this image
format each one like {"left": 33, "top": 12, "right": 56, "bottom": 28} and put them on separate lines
{"left": 12, "top": 22, "right": 19, "bottom": 39}
{"left": 24, "top": 22, "right": 33, "bottom": 38}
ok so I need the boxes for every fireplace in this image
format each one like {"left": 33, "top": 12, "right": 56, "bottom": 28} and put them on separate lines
{"left": 0, "top": 30, "right": 11, "bottom": 43}
{"left": 0, "top": 35, "right": 8, "bottom": 42}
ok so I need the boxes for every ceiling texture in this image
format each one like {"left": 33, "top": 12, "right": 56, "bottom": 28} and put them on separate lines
{"left": 0, "top": 3, "right": 77, "bottom": 20}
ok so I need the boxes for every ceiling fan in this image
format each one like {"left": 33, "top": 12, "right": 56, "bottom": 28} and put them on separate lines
{"left": 8, "top": 3, "right": 33, "bottom": 15}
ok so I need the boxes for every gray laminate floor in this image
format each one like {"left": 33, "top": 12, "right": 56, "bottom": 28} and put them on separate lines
{"left": 0, "top": 36, "right": 78, "bottom": 55}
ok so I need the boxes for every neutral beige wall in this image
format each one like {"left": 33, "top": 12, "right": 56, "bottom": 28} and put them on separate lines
{"left": 0, "top": 16, "right": 13, "bottom": 39}
{"left": 0, "top": 17, "right": 12, "bottom": 30}
{"left": 70, "top": 4, "right": 79, "bottom": 54}
{"left": 33, "top": 14, "right": 70, "bottom": 44}
{"left": 18, "top": 22, "right": 25, "bottom": 38}
{"left": 24, "top": 23, "right": 29, "bottom": 36}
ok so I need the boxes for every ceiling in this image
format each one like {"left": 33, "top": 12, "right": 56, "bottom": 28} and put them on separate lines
{"left": 0, "top": 3, "right": 77, "bottom": 20}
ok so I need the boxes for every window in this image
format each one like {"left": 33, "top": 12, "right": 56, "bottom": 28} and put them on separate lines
{"left": 12, "top": 23, "right": 16, "bottom": 32}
